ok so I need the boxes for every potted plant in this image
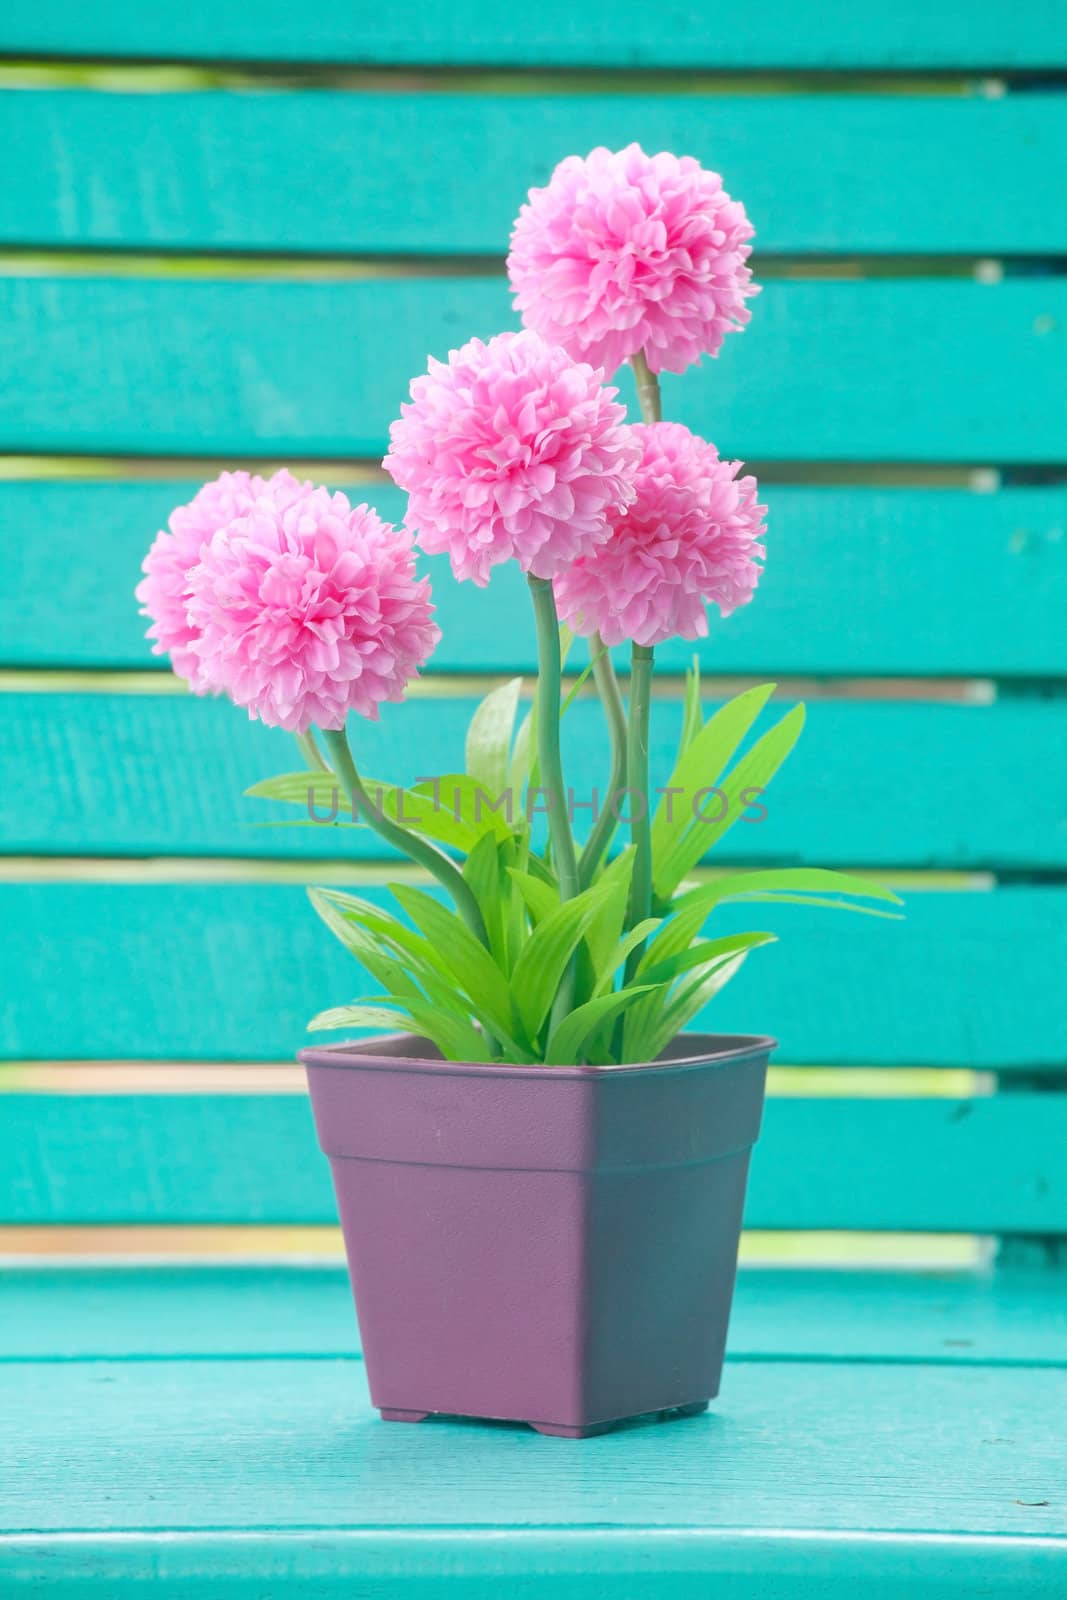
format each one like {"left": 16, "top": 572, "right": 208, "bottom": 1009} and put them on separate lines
{"left": 137, "top": 144, "right": 899, "bottom": 1438}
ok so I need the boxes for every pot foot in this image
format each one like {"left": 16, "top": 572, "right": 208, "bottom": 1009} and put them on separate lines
{"left": 532, "top": 1400, "right": 710, "bottom": 1439}
{"left": 379, "top": 1408, "right": 430, "bottom": 1424}
{"left": 531, "top": 1419, "right": 614, "bottom": 1439}
{"left": 671, "top": 1400, "right": 710, "bottom": 1418}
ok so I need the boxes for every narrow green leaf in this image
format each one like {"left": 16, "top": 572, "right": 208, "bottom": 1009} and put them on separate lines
{"left": 678, "top": 655, "right": 703, "bottom": 759}
{"left": 463, "top": 833, "right": 512, "bottom": 971}
{"left": 406, "top": 774, "right": 518, "bottom": 844}
{"left": 670, "top": 868, "right": 904, "bottom": 921}
{"left": 625, "top": 951, "right": 751, "bottom": 1062}
{"left": 508, "top": 868, "right": 560, "bottom": 926}
{"left": 307, "top": 1002, "right": 412, "bottom": 1033}
{"left": 581, "top": 846, "right": 636, "bottom": 979}
{"left": 593, "top": 917, "right": 663, "bottom": 996}
{"left": 390, "top": 883, "right": 519, "bottom": 1046}
{"left": 544, "top": 984, "right": 664, "bottom": 1066}
{"left": 307, "top": 888, "right": 422, "bottom": 1001}
{"left": 656, "top": 702, "right": 807, "bottom": 897}
{"left": 308, "top": 996, "right": 491, "bottom": 1062}
{"left": 509, "top": 880, "right": 613, "bottom": 1041}
{"left": 465, "top": 677, "right": 522, "bottom": 797}
{"left": 638, "top": 930, "right": 777, "bottom": 987}
{"left": 649, "top": 682, "right": 777, "bottom": 873}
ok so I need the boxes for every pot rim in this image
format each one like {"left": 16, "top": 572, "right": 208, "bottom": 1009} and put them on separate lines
{"left": 299, "top": 1030, "right": 777, "bottom": 1082}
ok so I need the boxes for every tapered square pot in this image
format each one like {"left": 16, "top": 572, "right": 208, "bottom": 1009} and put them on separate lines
{"left": 300, "top": 1031, "right": 774, "bottom": 1438}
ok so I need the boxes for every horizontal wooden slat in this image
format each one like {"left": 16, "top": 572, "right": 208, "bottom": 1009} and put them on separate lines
{"left": 1, "top": 883, "right": 1063, "bottom": 1067}
{"left": 3, "top": 691, "right": 1063, "bottom": 869}
{"left": 3, "top": 1264, "right": 1064, "bottom": 1364}
{"left": 2, "top": 1090, "right": 1065, "bottom": 1231}
{"left": 2, "top": 1361, "right": 1065, "bottom": 1586}
{"left": 6, "top": 483, "right": 1066, "bottom": 677}
{"left": 2, "top": 277, "right": 1065, "bottom": 461}
{"left": 6, "top": 92, "right": 1067, "bottom": 255}
{"left": 1, "top": 0, "right": 1064, "bottom": 69}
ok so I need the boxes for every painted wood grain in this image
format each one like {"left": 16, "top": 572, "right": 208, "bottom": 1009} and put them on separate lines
{"left": 4, "top": 691, "right": 1062, "bottom": 868}
{"left": 1, "top": 1361, "right": 1064, "bottom": 1579}
{"left": 2, "top": 0, "right": 1064, "bottom": 68}
{"left": 1, "top": 883, "right": 1063, "bottom": 1066}
{"left": 2, "top": 277, "right": 1065, "bottom": 461}
{"left": 3, "top": 1264, "right": 1064, "bottom": 1365}
{"left": 6, "top": 482, "right": 1066, "bottom": 677}
{"left": 2, "top": 1091, "right": 1065, "bottom": 1231}
{"left": 6, "top": 92, "right": 1067, "bottom": 256}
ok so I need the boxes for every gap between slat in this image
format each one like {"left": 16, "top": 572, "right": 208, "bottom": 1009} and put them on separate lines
{"left": 0, "top": 1064, "right": 989, "bottom": 1096}
{"left": 0, "top": 1227, "right": 993, "bottom": 1269}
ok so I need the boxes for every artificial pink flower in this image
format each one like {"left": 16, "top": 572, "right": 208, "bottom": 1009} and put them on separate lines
{"left": 136, "top": 469, "right": 308, "bottom": 687}
{"left": 554, "top": 422, "right": 765, "bottom": 648}
{"left": 184, "top": 486, "right": 440, "bottom": 733}
{"left": 508, "top": 144, "right": 757, "bottom": 377}
{"left": 383, "top": 329, "right": 640, "bottom": 585}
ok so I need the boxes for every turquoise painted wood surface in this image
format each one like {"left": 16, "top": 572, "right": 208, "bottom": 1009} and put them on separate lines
{"left": 2, "top": 0, "right": 1064, "bottom": 69}
{"left": 5, "top": 691, "right": 1063, "bottom": 868}
{"left": 5, "top": 1265, "right": 1066, "bottom": 1365}
{"left": 3, "top": 1091, "right": 1066, "bottom": 1230}
{"left": 2, "top": 884, "right": 1064, "bottom": 1067}
{"left": 1, "top": 1360, "right": 1064, "bottom": 1597}
{"left": 7, "top": 483, "right": 1067, "bottom": 677}
{"left": 3, "top": 277, "right": 1065, "bottom": 461}
{"left": 7, "top": 92, "right": 1067, "bottom": 256}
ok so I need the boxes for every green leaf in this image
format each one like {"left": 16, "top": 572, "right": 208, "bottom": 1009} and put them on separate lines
{"left": 307, "top": 888, "right": 422, "bottom": 1001}
{"left": 465, "top": 677, "right": 522, "bottom": 798}
{"left": 649, "top": 682, "right": 776, "bottom": 876}
{"left": 544, "top": 984, "right": 664, "bottom": 1066}
{"left": 638, "top": 930, "right": 777, "bottom": 987}
{"left": 678, "top": 655, "right": 703, "bottom": 759}
{"left": 581, "top": 846, "right": 636, "bottom": 979}
{"left": 508, "top": 868, "right": 560, "bottom": 926}
{"left": 307, "top": 1002, "right": 413, "bottom": 1033}
{"left": 313, "top": 891, "right": 479, "bottom": 1026}
{"left": 509, "top": 704, "right": 535, "bottom": 796}
{"left": 593, "top": 917, "right": 663, "bottom": 996}
{"left": 246, "top": 771, "right": 348, "bottom": 814}
{"left": 308, "top": 996, "right": 491, "bottom": 1062}
{"left": 656, "top": 702, "right": 807, "bottom": 897}
{"left": 463, "top": 833, "right": 512, "bottom": 971}
{"left": 625, "top": 951, "right": 751, "bottom": 1062}
{"left": 406, "top": 774, "right": 519, "bottom": 845}
{"left": 508, "top": 880, "right": 613, "bottom": 1042}
{"left": 671, "top": 868, "right": 904, "bottom": 922}
{"left": 390, "top": 883, "right": 520, "bottom": 1048}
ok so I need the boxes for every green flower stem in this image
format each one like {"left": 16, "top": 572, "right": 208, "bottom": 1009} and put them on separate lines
{"left": 319, "top": 725, "right": 489, "bottom": 948}
{"left": 579, "top": 635, "right": 627, "bottom": 888}
{"left": 624, "top": 642, "right": 655, "bottom": 984}
{"left": 295, "top": 730, "right": 329, "bottom": 772}
{"left": 528, "top": 575, "right": 580, "bottom": 1037}
{"left": 631, "top": 348, "right": 662, "bottom": 423}
{"left": 527, "top": 577, "right": 580, "bottom": 904}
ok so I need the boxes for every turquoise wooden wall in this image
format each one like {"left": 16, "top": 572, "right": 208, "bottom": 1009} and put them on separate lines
{"left": 1, "top": 7, "right": 1064, "bottom": 1245}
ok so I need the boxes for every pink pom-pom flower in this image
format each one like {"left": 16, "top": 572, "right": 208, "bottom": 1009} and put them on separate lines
{"left": 383, "top": 329, "right": 641, "bottom": 586}
{"left": 136, "top": 469, "right": 308, "bottom": 688}
{"left": 183, "top": 485, "right": 440, "bottom": 733}
{"left": 554, "top": 422, "right": 766, "bottom": 648}
{"left": 508, "top": 144, "right": 757, "bottom": 377}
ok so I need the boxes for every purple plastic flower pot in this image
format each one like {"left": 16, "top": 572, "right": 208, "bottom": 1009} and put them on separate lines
{"left": 300, "top": 1031, "right": 774, "bottom": 1439}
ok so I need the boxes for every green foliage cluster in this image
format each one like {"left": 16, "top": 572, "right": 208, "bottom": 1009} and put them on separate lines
{"left": 249, "top": 664, "right": 900, "bottom": 1065}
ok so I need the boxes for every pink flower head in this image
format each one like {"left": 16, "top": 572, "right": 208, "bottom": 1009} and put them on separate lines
{"left": 136, "top": 468, "right": 308, "bottom": 687}
{"left": 184, "top": 486, "right": 440, "bottom": 733}
{"left": 508, "top": 144, "right": 757, "bottom": 377}
{"left": 383, "top": 329, "right": 640, "bottom": 585}
{"left": 554, "top": 422, "right": 766, "bottom": 648}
